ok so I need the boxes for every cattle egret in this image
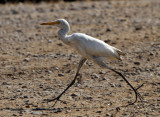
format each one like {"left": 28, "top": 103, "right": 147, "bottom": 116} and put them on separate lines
{"left": 40, "top": 19, "right": 143, "bottom": 106}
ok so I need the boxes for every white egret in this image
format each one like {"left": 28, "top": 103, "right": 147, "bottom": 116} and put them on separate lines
{"left": 40, "top": 19, "right": 143, "bottom": 106}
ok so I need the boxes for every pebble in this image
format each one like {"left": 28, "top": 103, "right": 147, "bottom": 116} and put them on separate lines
{"left": 23, "top": 58, "right": 30, "bottom": 62}
{"left": 99, "top": 71, "right": 105, "bottom": 74}
{"left": 66, "top": 110, "right": 71, "bottom": 113}
{"left": 48, "top": 40, "right": 53, "bottom": 43}
{"left": 106, "top": 28, "right": 111, "bottom": 32}
{"left": 19, "top": 82, "right": 23, "bottom": 85}
{"left": 24, "top": 100, "right": 29, "bottom": 103}
{"left": 110, "top": 83, "right": 115, "bottom": 87}
{"left": 104, "top": 39, "right": 111, "bottom": 43}
{"left": 47, "top": 70, "right": 53, "bottom": 74}
{"left": 57, "top": 43, "right": 63, "bottom": 46}
{"left": 12, "top": 114, "right": 17, "bottom": 116}
{"left": 91, "top": 73, "right": 99, "bottom": 79}
{"left": 116, "top": 107, "right": 120, "bottom": 111}
{"left": 0, "top": 2, "right": 159, "bottom": 117}
{"left": 11, "top": 9, "right": 19, "bottom": 14}
{"left": 22, "top": 86, "right": 27, "bottom": 88}
{"left": 2, "top": 82, "right": 11, "bottom": 85}
{"left": 86, "top": 61, "right": 94, "bottom": 66}
{"left": 43, "top": 91, "right": 50, "bottom": 95}
{"left": 116, "top": 83, "right": 122, "bottom": 87}
{"left": 23, "top": 95, "right": 28, "bottom": 98}
{"left": 58, "top": 73, "right": 64, "bottom": 76}
{"left": 135, "top": 25, "right": 142, "bottom": 31}
{"left": 25, "top": 105, "right": 30, "bottom": 108}
{"left": 71, "top": 93, "right": 78, "bottom": 97}
{"left": 106, "top": 113, "right": 111, "bottom": 116}
{"left": 17, "top": 89, "right": 21, "bottom": 92}
{"left": 96, "top": 110, "right": 102, "bottom": 113}
{"left": 134, "top": 61, "right": 140, "bottom": 65}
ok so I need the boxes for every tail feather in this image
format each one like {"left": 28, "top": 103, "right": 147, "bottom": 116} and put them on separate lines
{"left": 112, "top": 46, "right": 125, "bottom": 56}
{"left": 112, "top": 47, "right": 125, "bottom": 60}
{"left": 116, "top": 49, "right": 125, "bottom": 56}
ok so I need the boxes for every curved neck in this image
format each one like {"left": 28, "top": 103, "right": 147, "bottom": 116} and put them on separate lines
{"left": 58, "top": 25, "right": 70, "bottom": 44}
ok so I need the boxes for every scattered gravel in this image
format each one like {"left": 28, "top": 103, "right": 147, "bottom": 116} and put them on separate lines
{"left": 0, "top": 0, "right": 159, "bottom": 116}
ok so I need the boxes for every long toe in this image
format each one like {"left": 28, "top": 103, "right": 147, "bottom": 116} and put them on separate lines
{"left": 43, "top": 98, "right": 56, "bottom": 102}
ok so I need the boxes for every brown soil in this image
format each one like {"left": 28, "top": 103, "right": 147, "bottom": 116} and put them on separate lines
{"left": 0, "top": 0, "right": 160, "bottom": 116}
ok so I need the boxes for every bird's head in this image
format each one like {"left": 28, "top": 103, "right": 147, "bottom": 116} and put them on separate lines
{"left": 40, "top": 19, "right": 69, "bottom": 29}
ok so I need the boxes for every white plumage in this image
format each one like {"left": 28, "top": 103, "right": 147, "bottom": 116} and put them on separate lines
{"left": 41, "top": 19, "right": 125, "bottom": 61}
{"left": 40, "top": 19, "right": 143, "bottom": 106}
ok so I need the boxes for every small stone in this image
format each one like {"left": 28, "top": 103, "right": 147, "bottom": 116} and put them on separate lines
{"left": 116, "top": 107, "right": 120, "bottom": 111}
{"left": 7, "top": 86, "right": 12, "bottom": 89}
{"left": 58, "top": 73, "right": 64, "bottom": 76}
{"left": 10, "top": 98, "right": 15, "bottom": 100}
{"left": 101, "top": 77, "right": 106, "bottom": 80}
{"left": 149, "top": 52, "right": 154, "bottom": 56}
{"left": 24, "top": 58, "right": 30, "bottom": 62}
{"left": 11, "top": 9, "right": 19, "bottom": 14}
{"left": 55, "top": 67, "right": 59, "bottom": 70}
{"left": 134, "top": 62, "right": 140, "bottom": 65}
{"left": 116, "top": 83, "right": 122, "bottom": 87}
{"left": 48, "top": 40, "right": 53, "bottom": 43}
{"left": 19, "top": 82, "right": 23, "bottom": 85}
{"left": 135, "top": 25, "right": 142, "bottom": 31}
{"left": 122, "top": 113, "right": 127, "bottom": 116}
{"left": 2, "top": 82, "right": 10, "bottom": 85}
{"left": 91, "top": 73, "right": 99, "bottom": 79}
{"left": 106, "top": 113, "right": 110, "bottom": 116}
{"left": 71, "top": 93, "right": 77, "bottom": 97}
{"left": 17, "top": 89, "right": 21, "bottom": 92}
{"left": 96, "top": 111, "right": 102, "bottom": 113}
{"left": 44, "top": 86, "right": 51, "bottom": 90}
{"left": 104, "top": 39, "right": 111, "bottom": 43}
{"left": 25, "top": 105, "right": 30, "bottom": 108}
{"left": 110, "top": 83, "right": 115, "bottom": 87}
{"left": 106, "top": 28, "right": 111, "bottom": 32}
{"left": 22, "top": 86, "right": 27, "bottom": 88}
{"left": 47, "top": 70, "right": 53, "bottom": 74}
{"left": 99, "top": 71, "right": 105, "bottom": 74}
{"left": 12, "top": 114, "right": 17, "bottom": 116}
{"left": 43, "top": 91, "right": 50, "bottom": 95}
{"left": 37, "top": 70, "right": 42, "bottom": 74}
{"left": 84, "top": 96, "right": 92, "bottom": 100}
{"left": 57, "top": 43, "right": 63, "bottom": 46}
{"left": 24, "top": 100, "right": 29, "bottom": 103}
{"left": 40, "top": 76, "right": 44, "bottom": 78}
{"left": 66, "top": 110, "right": 71, "bottom": 113}
{"left": 24, "top": 96, "right": 28, "bottom": 98}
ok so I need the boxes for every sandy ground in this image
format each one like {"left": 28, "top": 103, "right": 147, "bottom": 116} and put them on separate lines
{"left": 0, "top": 0, "right": 160, "bottom": 116}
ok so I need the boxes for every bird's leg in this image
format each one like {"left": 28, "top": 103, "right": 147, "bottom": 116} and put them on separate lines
{"left": 110, "top": 68, "right": 143, "bottom": 105}
{"left": 94, "top": 59, "right": 143, "bottom": 105}
{"left": 45, "top": 58, "right": 87, "bottom": 106}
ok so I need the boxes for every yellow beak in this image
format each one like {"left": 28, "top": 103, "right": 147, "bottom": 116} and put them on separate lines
{"left": 40, "top": 21, "right": 60, "bottom": 25}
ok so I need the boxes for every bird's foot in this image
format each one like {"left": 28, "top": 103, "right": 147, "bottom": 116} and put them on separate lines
{"left": 136, "top": 83, "right": 144, "bottom": 102}
{"left": 129, "top": 83, "right": 145, "bottom": 105}
{"left": 43, "top": 97, "right": 67, "bottom": 107}
{"left": 136, "top": 83, "right": 144, "bottom": 91}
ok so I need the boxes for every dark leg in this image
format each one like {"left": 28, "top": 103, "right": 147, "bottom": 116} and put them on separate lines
{"left": 94, "top": 59, "right": 143, "bottom": 105}
{"left": 45, "top": 58, "right": 87, "bottom": 107}
{"left": 110, "top": 68, "right": 143, "bottom": 105}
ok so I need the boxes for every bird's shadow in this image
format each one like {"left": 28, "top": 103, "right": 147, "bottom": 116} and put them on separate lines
{"left": 1, "top": 107, "right": 94, "bottom": 114}
{"left": 11, "top": 107, "right": 64, "bottom": 113}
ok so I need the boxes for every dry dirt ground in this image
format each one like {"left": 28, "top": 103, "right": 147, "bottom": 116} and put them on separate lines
{"left": 0, "top": 0, "right": 160, "bottom": 117}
